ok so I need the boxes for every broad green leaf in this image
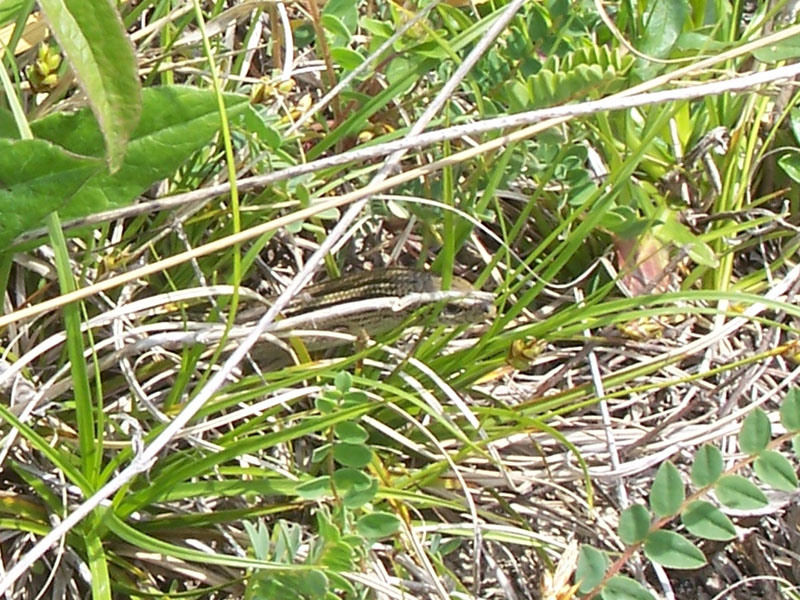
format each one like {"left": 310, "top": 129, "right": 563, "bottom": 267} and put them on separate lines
{"left": 297, "top": 571, "right": 329, "bottom": 596}
{"left": 601, "top": 575, "right": 656, "bottom": 600}
{"left": 619, "top": 504, "right": 651, "bottom": 544}
{"left": 335, "top": 469, "right": 377, "bottom": 509}
{"left": 599, "top": 205, "right": 643, "bottom": 233}
{"left": 332, "top": 468, "right": 371, "bottom": 491}
{"left": 39, "top": 0, "right": 141, "bottom": 171}
{"left": 643, "top": 530, "right": 706, "bottom": 569}
{"left": 739, "top": 408, "right": 771, "bottom": 455}
{"left": 715, "top": 474, "right": 768, "bottom": 509}
{"left": 315, "top": 395, "right": 337, "bottom": 414}
{"left": 504, "top": 80, "right": 530, "bottom": 112}
{"left": 321, "top": 13, "right": 350, "bottom": 42}
{"left": 295, "top": 476, "right": 331, "bottom": 500}
{"left": 241, "top": 106, "right": 282, "bottom": 150}
{"left": 311, "top": 443, "right": 331, "bottom": 463}
{"left": 342, "top": 390, "right": 368, "bottom": 407}
{"left": 285, "top": 571, "right": 328, "bottom": 597}
{"left": 794, "top": 435, "right": 800, "bottom": 459}
{"left": 681, "top": 500, "right": 736, "bottom": 541}
{"left": 0, "top": 106, "right": 17, "bottom": 136}
{"left": 322, "top": 0, "right": 357, "bottom": 32}
{"left": 526, "top": 5, "right": 550, "bottom": 39}
{"left": 780, "top": 387, "right": 800, "bottom": 431}
{"left": 0, "top": 139, "right": 101, "bottom": 248}
{"left": 753, "top": 451, "right": 798, "bottom": 491}
{"left": 333, "top": 441, "right": 373, "bottom": 468}
{"left": 355, "top": 512, "right": 402, "bottom": 539}
{"left": 315, "top": 206, "right": 341, "bottom": 220}
{"left": 316, "top": 508, "right": 341, "bottom": 542}
{"left": 319, "top": 540, "right": 356, "bottom": 570}
{"left": 674, "top": 31, "right": 729, "bottom": 52}
{"left": 252, "top": 570, "right": 328, "bottom": 598}
{"left": 360, "top": 17, "right": 393, "bottom": 38}
{"left": 640, "top": 0, "right": 688, "bottom": 56}
{"left": 650, "top": 461, "right": 684, "bottom": 517}
{"left": 576, "top": 545, "right": 608, "bottom": 594}
{"left": 29, "top": 86, "right": 249, "bottom": 222}
{"left": 385, "top": 55, "right": 420, "bottom": 90}
{"left": 778, "top": 153, "right": 800, "bottom": 184}
{"left": 334, "top": 421, "right": 369, "bottom": 443}
{"left": 342, "top": 486, "right": 377, "bottom": 510}
{"left": 635, "top": 0, "right": 689, "bottom": 79}
{"left": 753, "top": 36, "right": 800, "bottom": 62}
{"left": 331, "top": 46, "right": 365, "bottom": 70}
{"left": 334, "top": 370, "right": 352, "bottom": 393}
{"left": 691, "top": 444, "right": 723, "bottom": 487}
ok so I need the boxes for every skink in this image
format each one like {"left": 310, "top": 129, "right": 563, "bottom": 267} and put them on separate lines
{"left": 235, "top": 267, "right": 496, "bottom": 341}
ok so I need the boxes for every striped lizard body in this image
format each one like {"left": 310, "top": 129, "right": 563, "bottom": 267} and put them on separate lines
{"left": 233, "top": 267, "right": 495, "bottom": 351}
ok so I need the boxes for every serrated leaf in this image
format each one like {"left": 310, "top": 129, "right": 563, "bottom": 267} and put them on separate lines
{"left": 753, "top": 450, "right": 798, "bottom": 491}
{"left": 619, "top": 504, "right": 651, "bottom": 544}
{"left": 0, "top": 139, "right": 102, "bottom": 248}
{"left": 39, "top": 0, "right": 141, "bottom": 171}
{"left": 691, "top": 444, "right": 723, "bottom": 487}
{"left": 576, "top": 545, "right": 609, "bottom": 594}
{"left": 355, "top": 512, "right": 401, "bottom": 539}
{"left": 601, "top": 575, "right": 656, "bottom": 600}
{"left": 681, "top": 500, "right": 736, "bottom": 541}
{"left": 650, "top": 461, "right": 684, "bottom": 517}
{"left": 643, "top": 530, "right": 707, "bottom": 569}
{"left": 715, "top": 474, "right": 768, "bottom": 509}
{"left": 739, "top": 408, "right": 771, "bottom": 455}
{"left": 780, "top": 388, "right": 800, "bottom": 432}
